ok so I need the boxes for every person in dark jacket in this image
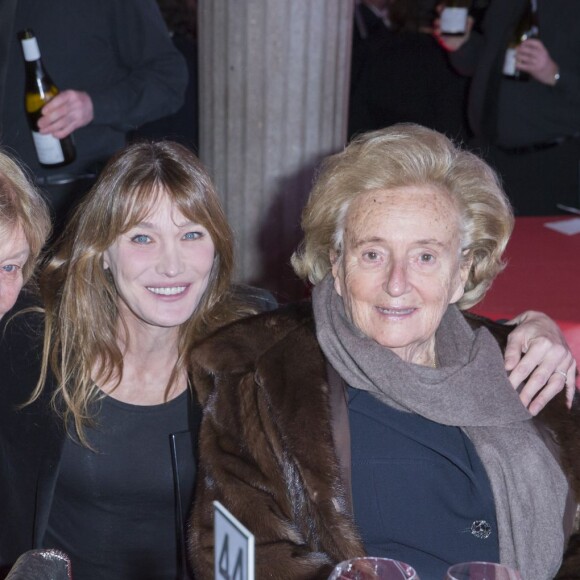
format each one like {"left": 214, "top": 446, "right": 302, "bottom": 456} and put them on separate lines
{"left": 349, "top": 0, "right": 471, "bottom": 143}
{"left": 439, "top": 0, "right": 580, "bottom": 215}
{"left": 1, "top": 0, "right": 188, "bottom": 233}
{"left": 189, "top": 124, "right": 579, "bottom": 579}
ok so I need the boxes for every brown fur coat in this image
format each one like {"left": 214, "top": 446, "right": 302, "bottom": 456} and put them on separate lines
{"left": 188, "top": 302, "right": 580, "bottom": 579}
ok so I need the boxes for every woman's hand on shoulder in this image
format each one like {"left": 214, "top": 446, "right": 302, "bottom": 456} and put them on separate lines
{"left": 504, "top": 311, "right": 576, "bottom": 415}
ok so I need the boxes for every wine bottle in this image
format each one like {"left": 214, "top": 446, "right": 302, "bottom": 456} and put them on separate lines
{"left": 18, "top": 29, "right": 76, "bottom": 167}
{"left": 440, "top": 0, "right": 471, "bottom": 36}
{"left": 502, "top": 1, "right": 539, "bottom": 80}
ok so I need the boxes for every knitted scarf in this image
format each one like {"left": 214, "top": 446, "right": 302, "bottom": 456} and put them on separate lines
{"left": 312, "top": 274, "right": 567, "bottom": 580}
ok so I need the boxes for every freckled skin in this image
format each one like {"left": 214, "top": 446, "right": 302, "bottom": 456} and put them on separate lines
{"left": 332, "top": 186, "right": 471, "bottom": 366}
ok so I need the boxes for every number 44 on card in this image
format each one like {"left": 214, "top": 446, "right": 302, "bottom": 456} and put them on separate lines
{"left": 213, "top": 501, "right": 255, "bottom": 580}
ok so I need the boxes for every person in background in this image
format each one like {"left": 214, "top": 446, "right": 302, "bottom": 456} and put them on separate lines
{"left": 0, "top": 141, "right": 270, "bottom": 579}
{"left": 351, "top": 0, "right": 392, "bottom": 95}
{"left": 351, "top": 0, "right": 393, "bottom": 99}
{"left": 0, "top": 0, "right": 188, "bottom": 234}
{"left": 0, "top": 148, "right": 50, "bottom": 320}
{"left": 189, "top": 124, "right": 579, "bottom": 579}
{"left": 349, "top": 0, "right": 471, "bottom": 143}
{"left": 437, "top": 0, "right": 580, "bottom": 215}
{"left": 131, "top": 0, "right": 199, "bottom": 153}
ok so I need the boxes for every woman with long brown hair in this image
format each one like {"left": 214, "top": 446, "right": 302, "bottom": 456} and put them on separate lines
{"left": 0, "top": 140, "right": 263, "bottom": 580}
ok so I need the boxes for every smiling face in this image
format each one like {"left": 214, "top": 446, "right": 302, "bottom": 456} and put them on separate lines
{"left": 332, "top": 186, "right": 470, "bottom": 366}
{"left": 0, "top": 223, "right": 30, "bottom": 320}
{"left": 103, "top": 191, "right": 216, "bottom": 337}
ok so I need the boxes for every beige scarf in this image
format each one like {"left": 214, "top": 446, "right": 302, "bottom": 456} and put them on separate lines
{"left": 312, "top": 274, "right": 567, "bottom": 580}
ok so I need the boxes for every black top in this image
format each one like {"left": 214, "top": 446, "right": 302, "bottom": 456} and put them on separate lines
{"left": 348, "top": 387, "right": 499, "bottom": 579}
{"left": 44, "top": 390, "right": 195, "bottom": 580}
{"left": 349, "top": 28, "right": 470, "bottom": 142}
{"left": 0, "top": 287, "right": 270, "bottom": 576}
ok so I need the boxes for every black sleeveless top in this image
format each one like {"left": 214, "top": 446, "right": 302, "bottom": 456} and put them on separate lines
{"left": 44, "top": 389, "right": 198, "bottom": 580}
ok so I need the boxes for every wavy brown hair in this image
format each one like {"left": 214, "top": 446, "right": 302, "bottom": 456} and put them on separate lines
{"left": 292, "top": 124, "right": 514, "bottom": 310}
{"left": 32, "top": 141, "right": 242, "bottom": 445}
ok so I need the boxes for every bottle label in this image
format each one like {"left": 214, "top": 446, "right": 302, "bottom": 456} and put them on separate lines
{"left": 21, "top": 37, "right": 41, "bottom": 62}
{"left": 441, "top": 7, "right": 468, "bottom": 34}
{"left": 32, "top": 131, "right": 65, "bottom": 165}
{"left": 503, "top": 48, "right": 517, "bottom": 76}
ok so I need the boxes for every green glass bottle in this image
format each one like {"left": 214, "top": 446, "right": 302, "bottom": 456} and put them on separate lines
{"left": 18, "top": 29, "right": 76, "bottom": 167}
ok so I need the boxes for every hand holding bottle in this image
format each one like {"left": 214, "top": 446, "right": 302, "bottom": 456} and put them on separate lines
{"left": 433, "top": 4, "right": 474, "bottom": 52}
{"left": 18, "top": 29, "right": 76, "bottom": 167}
{"left": 516, "top": 39, "right": 559, "bottom": 86}
{"left": 38, "top": 90, "right": 94, "bottom": 139}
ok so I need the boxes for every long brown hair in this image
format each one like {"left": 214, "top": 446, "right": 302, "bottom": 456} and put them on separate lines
{"left": 33, "top": 141, "right": 240, "bottom": 445}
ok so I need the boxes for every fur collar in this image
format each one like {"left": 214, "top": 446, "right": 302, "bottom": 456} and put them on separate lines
{"left": 191, "top": 302, "right": 315, "bottom": 402}
{"left": 192, "top": 302, "right": 580, "bottom": 501}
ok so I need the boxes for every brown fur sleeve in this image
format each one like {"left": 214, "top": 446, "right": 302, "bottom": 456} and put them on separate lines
{"left": 188, "top": 367, "right": 337, "bottom": 579}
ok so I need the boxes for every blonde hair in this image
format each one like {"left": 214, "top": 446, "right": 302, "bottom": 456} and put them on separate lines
{"left": 292, "top": 124, "right": 514, "bottom": 309}
{"left": 34, "top": 141, "right": 241, "bottom": 444}
{"left": 0, "top": 150, "right": 51, "bottom": 282}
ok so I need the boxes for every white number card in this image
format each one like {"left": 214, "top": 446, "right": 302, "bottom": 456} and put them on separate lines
{"left": 214, "top": 501, "right": 255, "bottom": 580}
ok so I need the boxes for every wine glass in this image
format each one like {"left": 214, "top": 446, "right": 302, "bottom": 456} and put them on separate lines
{"left": 328, "top": 557, "right": 419, "bottom": 580}
{"left": 446, "top": 562, "right": 522, "bottom": 580}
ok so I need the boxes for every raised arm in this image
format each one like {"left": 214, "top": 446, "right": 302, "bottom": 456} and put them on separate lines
{"left": 505, "top": 311, "right": 576, "bottom": 415}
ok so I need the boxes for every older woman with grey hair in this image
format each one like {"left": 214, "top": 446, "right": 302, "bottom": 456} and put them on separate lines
{"left": 189, "top": 124, "right": 579, "bottom": 580}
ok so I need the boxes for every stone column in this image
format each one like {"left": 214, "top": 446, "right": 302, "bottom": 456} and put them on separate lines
{"left": 198, "top": 0, "right": 353, "bottom": 300}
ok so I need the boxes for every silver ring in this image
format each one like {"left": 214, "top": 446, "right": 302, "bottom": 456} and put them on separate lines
{"left": 554, "top": 369, "right": 568, "bottom": 380}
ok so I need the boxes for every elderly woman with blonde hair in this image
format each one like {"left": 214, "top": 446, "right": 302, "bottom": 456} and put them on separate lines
{"left": 0, "top": 150, "right": 51, "bottom": 318}
{"left": 189, "top": 124, "right": 579, "bottom": 579}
